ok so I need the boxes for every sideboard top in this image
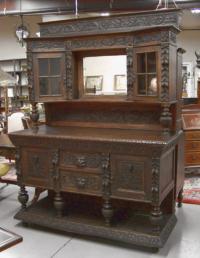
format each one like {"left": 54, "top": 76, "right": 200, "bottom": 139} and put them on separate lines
{"left": 39, "top": 9, "right": 181, "bottom": 38}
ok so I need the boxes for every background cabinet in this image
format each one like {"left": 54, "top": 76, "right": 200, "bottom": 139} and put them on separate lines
{"left": 0, "top": 58, "right": 29, "bottom": 110}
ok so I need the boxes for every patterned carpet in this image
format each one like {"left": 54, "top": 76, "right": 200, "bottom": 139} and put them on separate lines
{"left": 183, "top": 177, "right": 200, "bottom": 205}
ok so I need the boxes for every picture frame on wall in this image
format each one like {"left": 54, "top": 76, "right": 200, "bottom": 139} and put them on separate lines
{"left": 85, "top": 75, "right": 103, "bottom": 93}
{"left": 114, "top": 74, "right": 127, "bottom": 91}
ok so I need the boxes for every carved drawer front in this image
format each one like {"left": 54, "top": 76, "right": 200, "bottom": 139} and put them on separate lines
{"left": 60, "top": 151, "right": 102, "bottom": 172}
{"left": 60, "top": 170, "right": 102, "bottom": 195}
{"left": 185, "top": 132, "right": 200, "bottom": 140}
{"left": 111, "top": 155, "right": 151, "bottom": 201}
{"left": 185, "top": 152, "right": 200, "bottom": 165}
{"left": 21, "top": 147, "right": 54, "bottom": 188}
{"left": 185, "top": 141, "right": 200, "bottom": 151}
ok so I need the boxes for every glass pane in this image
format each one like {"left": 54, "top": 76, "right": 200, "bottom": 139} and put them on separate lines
{"left": 147, "top": 52, "right": 156, "bottom": 73}
{"left": 49, "top": 77, "right": 61, "bottom": 95}
{"left": 137, "top": 53, "right": 146, "bottom": 73}
{"left": 147, "top": 74, "right": 157, "bottom": 96}
{"left": 137, "top": 75, "right": 146, "bottom": 95}
{"left": 83, "top": 55, "right": 127, "bottom": 96}
{"left": 50, "top": 58, "right": 61, "bottom": 75}
{"left": 39, "top": 59, "right": 48, "bottom": 76}
{"left": 39, "top": 77, "right": 49, "bottom": 95}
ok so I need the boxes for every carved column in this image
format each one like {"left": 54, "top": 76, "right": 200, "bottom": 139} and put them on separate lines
{"left": 30, "top": 102, "right": 39, "bottom": 129}
{"left": 15, "top": 148, "right": 29, "bottom": 209}
{"left": 101, "top": 154, "right": 113, "bottom": 226}
{"left": 51, "top": 150, "right": 64, "bottom": 217}
{"left": 160, "top": 103, "right": 172, "bottom": 135}
{"left": 126, "top": 47, "right": 135, "bottom": 100}
{"left": 66, "top": 48, "right": 73, "bottom": 99}
{"left": 151, "top": 157, "right": 163, "bottom": 233}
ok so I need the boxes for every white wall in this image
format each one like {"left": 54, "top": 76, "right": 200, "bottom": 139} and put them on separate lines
{"left": 177, "top": 30, "right": 200, "bottom": 97}
{"left": 0, "top": 15, "right": 41, "bottom": 60}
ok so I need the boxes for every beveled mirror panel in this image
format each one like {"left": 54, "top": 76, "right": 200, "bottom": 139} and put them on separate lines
{"left": 83, "top": 55, "right": 127, "bottom": 96}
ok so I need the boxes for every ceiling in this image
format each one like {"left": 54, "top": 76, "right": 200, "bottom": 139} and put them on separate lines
{"left": 0, "top": 0, "right": 200, "bottom": 15}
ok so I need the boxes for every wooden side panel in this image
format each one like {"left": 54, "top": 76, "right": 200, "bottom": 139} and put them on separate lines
{"left": 21, "top": 147, "right": 54, "bottom": 189}
{"left": 111, "top": 154, "right": 151, "bottom": 201}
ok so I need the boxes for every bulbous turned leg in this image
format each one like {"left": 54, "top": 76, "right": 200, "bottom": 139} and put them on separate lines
{"left": 151, "top": 205, "right": 163, "bottom": 233}
{"left": 54, "top": 192, "right": 65, "bottom": 217}
{"left": 102, "top": 199, "right": 113, "bottom": 226}
{"left": 18, "top": 185, "right": 29, "bottom": 210}
{"left": 177, "top": 188, "right": 183, "bottom": 208}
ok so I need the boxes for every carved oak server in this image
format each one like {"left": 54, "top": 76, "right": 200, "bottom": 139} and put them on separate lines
{"left": 9, "top": 9, "right": 184, "bottom": 249}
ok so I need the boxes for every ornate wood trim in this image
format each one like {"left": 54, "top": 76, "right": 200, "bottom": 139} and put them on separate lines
{"left": 40, "top": 11, "right": 180, "bottom": 37}
{"left": 160, "top": 43, "right": 170, "bottom": 102}
{"left": 101, "top": 153, "right": 113, "bottom": 226}
{"left": 65, "top": 50, "right": 73, "bottom": 99}
{"left": 126, "top": 47, "right": 135, "bottom": 100}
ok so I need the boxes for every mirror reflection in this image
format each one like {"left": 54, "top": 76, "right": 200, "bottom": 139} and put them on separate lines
{"left": 83, "top": 55, "right": 127, "bottom": 96}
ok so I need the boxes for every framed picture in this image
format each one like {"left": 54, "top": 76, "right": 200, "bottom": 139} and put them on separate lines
{"left": 114, "top": 74, "right": 127, "bottom": 91}
{"left": 85, "top": 76, "right": 103, "bottom": 93}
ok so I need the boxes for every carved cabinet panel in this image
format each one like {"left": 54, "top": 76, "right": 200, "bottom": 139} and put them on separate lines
{"left": 60, "top": 170, "right": 102, "bottom": 195}
{"left": 111, "top": 154, "right": 152, "bottom": 201}
{"left": 21, "top": 147, "right": 54, "bottom": 188}
{"left": 60, "top": 151, "right": 102, "bottom": 172}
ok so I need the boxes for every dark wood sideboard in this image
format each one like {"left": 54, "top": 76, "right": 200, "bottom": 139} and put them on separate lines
{"left": 9, "top": 9, "right": 184, "bottom": 250}
{"left": 182, "top": 80, "right": 200, "bottom": 176}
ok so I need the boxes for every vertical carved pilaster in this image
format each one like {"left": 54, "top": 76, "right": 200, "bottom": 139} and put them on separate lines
{"left": 51, "top": 150, "right": 64, "bottom": 217}
{"left": 151, "top": 157, "right": 162, "bottom": 233}
{"left": 30, "top": 102, "right": 39, "bottom": 129}
{"left": 101, "top": 153, "right": 113, "bottom": 226}
{"left": 160, "top": 43, "right": 170, "bottom": 102}
{"left": 126, "top": 47, "right": 135, "bottom": 100}
{"left": 66, "top": 49, "right": 73, "bottom": 99}
{"left": 27, "top": 49, "right": 35, "bottom": 102}
{"left": 15, "top": 148, "right": 29, "bottom": 209}
{"left": 160, "top": 102, "right": 172, "bottom": 135}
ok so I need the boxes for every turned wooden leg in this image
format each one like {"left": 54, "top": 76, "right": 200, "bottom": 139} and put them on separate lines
{"left": 102, "top": 199, "right": 113, "bottom": 226}
{"left": 177, "top": 188, "right": 183, "bottom": 208}
{"left": 54, "top": 192, "right": 64, "bottom": 217}
{"left": 18, "top": 185, "right": 29, "bottom": 210}
{"left": 151, "top": 205, "right": 163, "bottom": 233}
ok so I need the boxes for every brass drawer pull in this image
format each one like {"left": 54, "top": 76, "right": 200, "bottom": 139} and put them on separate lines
{"left": 76, "top": 177, "right": 87, "bottom": 189}
{"left": 76, "top": 156, "right": 86, "bottom": 167}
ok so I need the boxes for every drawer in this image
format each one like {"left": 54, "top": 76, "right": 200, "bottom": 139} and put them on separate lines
{"left": 185, "top": 131, "right": 200, "bottom": 140}
{"left": 60, "top": 151, "right": 102, "bottom": 172}
{"left": 185, "top": 152, "right": 200, "bottom": 165}
{"left": 185, "top": 141, "right": 200, "bottom": 151}
{"left": 60, "top": 170, "right": 102, "bottom": 195}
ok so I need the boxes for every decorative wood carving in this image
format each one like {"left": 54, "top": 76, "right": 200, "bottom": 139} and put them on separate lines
{"left": 66, "top": 50, "right": 73, "bottom": 99}
{"left": 30, "top": 102, "right": 39, "bottom": 129}
{"left": 101, "top": 153, "right": 113, "bottom": 226}
{"left": 160, "top": 103, "right": 172, "bottom": 135}
{"left": 126, "top": 47, "right": 135, "bottom": 99}
{"left": 40, "top": 11, "right": 180, "bottom": 37}
{"left": 160, "top": 43, "right": 170, "bottom": 102}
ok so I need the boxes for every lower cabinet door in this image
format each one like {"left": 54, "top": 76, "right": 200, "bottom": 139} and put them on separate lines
{"left": 21, "top": 147, "right": 54, "bottom": 188}
{"left": 111, "top": 154, "right": 152, "bottom": 201}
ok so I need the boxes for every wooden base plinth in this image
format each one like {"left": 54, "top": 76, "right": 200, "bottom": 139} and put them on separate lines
{"left": 14, "top": 197, "right": 176, "bottom": 249}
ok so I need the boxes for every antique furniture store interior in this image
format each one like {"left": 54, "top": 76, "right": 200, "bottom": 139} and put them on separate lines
{"left": 0, "top": 0, "right": 200, "bottom": 257}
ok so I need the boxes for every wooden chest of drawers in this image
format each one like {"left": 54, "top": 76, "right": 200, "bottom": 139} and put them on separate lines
{"left": 182, "top": 113, "right": 200, "bottom": 176}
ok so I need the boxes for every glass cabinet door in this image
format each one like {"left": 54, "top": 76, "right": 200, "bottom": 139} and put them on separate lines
{"left": 34, "top": 52, "right": 65, "bottom": 102}
{"left": 135, "top": 46, "right": 160, "bottom": 99}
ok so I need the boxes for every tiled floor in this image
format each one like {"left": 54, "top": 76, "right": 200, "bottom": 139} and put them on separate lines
{"left": 0, "top": 184, "right": 200, "bottom": 258}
